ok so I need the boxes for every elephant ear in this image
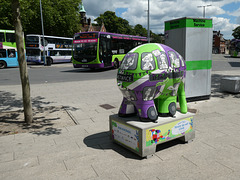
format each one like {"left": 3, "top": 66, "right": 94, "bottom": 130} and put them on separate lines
{"left": 167, "top": 86, "right": 174, "bottom": 91}
{"left": 156, "top": 77, "right": 169, "bottom": 87}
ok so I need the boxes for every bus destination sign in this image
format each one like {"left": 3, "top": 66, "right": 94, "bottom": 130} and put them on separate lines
{"left": 73, "top": 39, "right": 98, "bottom": 44}
{"left": 26, "top": 44, "right": 38, "bottom": 47}
{"left": 78, "top": 33, "right": 98, "bottom": 39}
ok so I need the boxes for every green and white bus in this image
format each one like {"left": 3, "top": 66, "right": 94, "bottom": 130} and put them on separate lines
{"left": 72, "top": 31, "right": 147, "bottom": 69}
{"left": 0, "top": 29, "right": 19, "bottom": 69}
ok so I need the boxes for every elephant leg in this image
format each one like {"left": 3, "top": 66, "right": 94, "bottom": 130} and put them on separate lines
{"left": 177, "top": 82, "right": 187, "bottom": 114}
{"left": 118, "top": 98, "right": 136, "bottom": 117}
{"left": 135, "top": 101, "right": 158, "bottom": 122}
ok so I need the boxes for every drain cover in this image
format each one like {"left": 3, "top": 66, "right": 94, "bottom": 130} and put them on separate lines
{"left": 99, "top": 104, "right": 115, "bottom": 110}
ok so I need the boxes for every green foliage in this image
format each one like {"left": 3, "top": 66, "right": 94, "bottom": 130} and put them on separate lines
{"left": 134, "top": 24, "right": 147, "bottom": 37}
{"left": 232, "top": 26, "right": 240, "bottom": 39}
{"left": 151, "top": 32, "right": 164, "bottom": 43}
{"left": 1, "top": 2, "right": 165, "bottom": 42}
{"left": 0, "top": 0, "right": 81, "bottom": 37}
{"left": 0, "top": 1, "right": 14, "bottom": 29}
{"left": 94, "top": 11, "right": 163, "bottom": 42}
{"left": 95, "top": 11, "right": 133, "bottom": 34}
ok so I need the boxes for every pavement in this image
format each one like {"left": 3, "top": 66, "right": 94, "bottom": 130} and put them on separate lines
{"left": 1, "top": 66, "right": 240, "bottom": 179}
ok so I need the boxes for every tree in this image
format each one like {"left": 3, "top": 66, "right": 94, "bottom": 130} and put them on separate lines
{"left": 232, "top": 26, "right": 240, "bottom": 39}
{"left": 0, "top": 1, "right": 14, "bottom": 30}
{"left": 116, "top": 18, "right": 133, "bottom": 35}
{"left": 94, "top": 11, "right": 119, "bottom": 33}
{"left": 134, "top": 24, "right": 147, "bottom": 37}
{"left": 151, "top": 33, "right": 164, "bottom": 43}
{"left": 1, "top": 0, "right": 82, "bottom": 37}
{"left": 12, "top": 0, "right": 33, "bottom": 124}
{"left": 94, "top": 11, "right": 133, "bottom": 34}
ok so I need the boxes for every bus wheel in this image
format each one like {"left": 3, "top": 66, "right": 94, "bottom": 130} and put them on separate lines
{"left": 0, "top": 61, "right": 7, "bottom": 69}
{"left": 168, "top": 102, "right": 176, "bottom": 117}
{"left": 147, "top": 106, "right": 158, "bottom": 121}
{"left": 113, "top": 58, "right": 119, "bottom": 69}
{"left": 46, "top": 58, "right": 52, "bottom": 66}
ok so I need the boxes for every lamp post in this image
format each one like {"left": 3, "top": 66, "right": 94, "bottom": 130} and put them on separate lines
{"left": 197, "top": 5, "right": 211, "bottom": 18}
{"left": 40, "top": 0, "right": 47, "bottom": 65}
{"left": 147, "top": 0, "right": 150, "bottom": 43}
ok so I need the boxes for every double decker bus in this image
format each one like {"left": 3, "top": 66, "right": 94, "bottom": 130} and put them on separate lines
{"left": 0, "top": 29, "right": 18, "bottom": 69}
{"left": 229, "top": 39, "right": 240, "bottom": 57}
{"left": 72, "top": 32, "right": 147, "bottom": 69}
{"left": 25, "top": 34, "right": 73, "bottom": 64}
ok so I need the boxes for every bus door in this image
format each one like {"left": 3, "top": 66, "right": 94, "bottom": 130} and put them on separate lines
{"left": 100, "top": 36, "right": 112, "bottom": 67}
{"left": 7, "top": 49, "right": 18, "bottom": 66}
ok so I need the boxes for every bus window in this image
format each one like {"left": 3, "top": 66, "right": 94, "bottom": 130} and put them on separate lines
{"left": 49, "top": 50, "right": 54, "bottom": 56}
{"left": 26, "top": 36, "right": 39, "bottom": 43}
{"left": 125, "top": 40, "right": 134, "bottom": 52}
{"left": 141, "top": 52, "right": 155, "bottom": 70}
{"left": 8, "top": 49, "right": 16, "bottom": 58}
{"left": 118, "top": 42, "right": 125, "bottom": 54}
{"left": 26, "top": 49, "right": 40, "bottom": 56}
{"left": 168, "top": 51, "right": 180, "bottom": 68}
{"left": 41, "top": 37, "right": 48, "bottom": 46}
{"left": 0, "top": 32, "right": 5, "bottom": 42}
{"left": 176, "top": 53, "right": 185, "bottom": 67}
{"left": 120, "top": 53, "right": 138, "bottom": 70}
{"left": 6, "top": 33, "right": 15, "bottom": 42}
{"left": 0, "top": 49, "right": 7, "bottom": 58}
{"left": 55, "top": 51, "right": 60, "bottom": 56}
{"left": 152, "top": 49, "right": 168, "bottom": 70}
{"left": 111, "top": 39, "right": 118, "bottom": 54}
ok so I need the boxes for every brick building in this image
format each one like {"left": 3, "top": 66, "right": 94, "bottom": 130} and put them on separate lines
{"left": 212, "top": 30, "right": 226, "bottom": 54}
{"left": 79, "top": 3, "right": 106, "bottom": 33}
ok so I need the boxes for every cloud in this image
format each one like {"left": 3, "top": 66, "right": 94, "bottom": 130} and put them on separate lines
{"left": 212, "top": 17, "right": 238, "bottom": 39}
{"left": 83, "top": 0, "right": 115, "bottom": 17}
{"left": 228, "top": 7, "right": 240, "bottom": 17}
{"left": 82, "top": 0, "right": 239, "bottom": 39}
{"left": 237, "top": 16, "right": 240, "bottom": 24}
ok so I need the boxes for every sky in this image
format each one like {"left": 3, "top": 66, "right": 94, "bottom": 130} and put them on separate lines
{"left": 82, "top": 0, "right": 240, "bottom": 40}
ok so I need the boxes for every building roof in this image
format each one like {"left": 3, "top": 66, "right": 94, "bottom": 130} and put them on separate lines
{"left": 79, "top": 2, "right": 86, "bottom": 13}
{"left": 81, "top": 23, "right": 106, "bottom": 33}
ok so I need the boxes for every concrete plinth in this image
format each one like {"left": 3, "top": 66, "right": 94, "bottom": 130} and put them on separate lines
{"left": 220, "top": 76, "right": 240, "bottom": 93}
{"left": 109, "top": 112, "right": 195, "bottom": 158}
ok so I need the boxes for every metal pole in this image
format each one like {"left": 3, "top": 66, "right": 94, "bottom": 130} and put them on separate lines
{"left": 40, "top": 0, "right": 47, "bottom": 65}
{"left": 147, "top": 0, "right": 150, "bottom": 43}
{"left": 203, "top": 6, "right": 205, "bottom": 18}
{"left": 198, "top": 5, "right": 211, "bottom": 18}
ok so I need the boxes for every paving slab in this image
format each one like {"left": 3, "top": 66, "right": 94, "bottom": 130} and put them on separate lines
{"left": 1, "top": 68, "right": 240, "bottom": 179}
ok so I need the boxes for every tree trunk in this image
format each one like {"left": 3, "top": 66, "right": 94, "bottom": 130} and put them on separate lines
{"left": 12, "top": 0, "right": 33, "bottom": 124}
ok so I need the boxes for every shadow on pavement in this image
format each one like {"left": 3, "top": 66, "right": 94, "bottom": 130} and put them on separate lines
{"left": 228, "top": 62, "right": 240, "bottom": 67}
{"left": 84, "top": 131, "right": 186, "bottom": 160}
{"left": 84, "top": 131, "right": 142, "bottom": 160}
{"left": 0, "top": 91, "right": 53, "bottom": 112}
{"left": 0, "top": 91, "right": 78, "bottom": 136}
{"left": 224, "top": 55, "right": 231, "bottom": 58}
{"left": 61, "top": 67, "right": 115, "bottom": 73}
{"left": 155, "top": 138, "right": 185, "bottom": 152}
